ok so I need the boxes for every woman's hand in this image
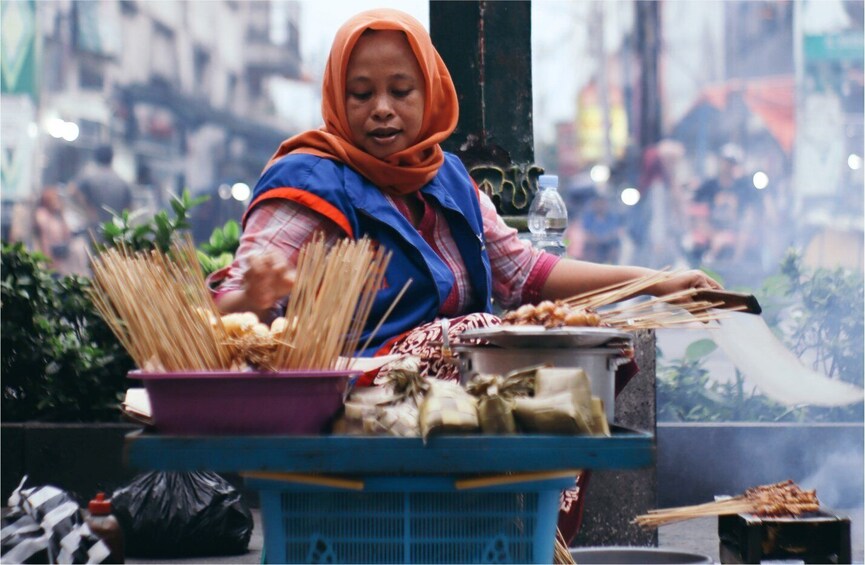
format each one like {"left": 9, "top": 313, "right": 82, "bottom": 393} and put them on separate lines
{"left": 541, "top": 259, "right": 722, "bottom": 303}
{"left": 648, "top": 269, "right": 722, "bottom": 297}
{"left": 242, "top": 252, "right": 297, "bottom": 313}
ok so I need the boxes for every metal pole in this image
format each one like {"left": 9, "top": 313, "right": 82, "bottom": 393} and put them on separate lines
{"left": 635, "top": 0, "right": 662, "bottom": 150}
{"left": 594, "top": 2, "right": 613, "bottom": 165}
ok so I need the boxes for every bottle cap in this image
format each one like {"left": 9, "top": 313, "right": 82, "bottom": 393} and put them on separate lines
{"left": 538, "top": 174, "right": 559, "bottom": 188}
{"left": 88, "top": 492, "right": 112, "bottom": 515}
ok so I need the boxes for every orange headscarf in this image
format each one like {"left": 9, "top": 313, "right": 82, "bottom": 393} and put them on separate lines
{"left": 266, "top": 9, "right": 459, "bottom": 195}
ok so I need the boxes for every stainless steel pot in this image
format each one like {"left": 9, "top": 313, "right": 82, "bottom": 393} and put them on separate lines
{"left": 452, "top": 344, "right": 630, "bottom": 421}
{"left": 568, "top": 547, "right": 713, "bottom": 564}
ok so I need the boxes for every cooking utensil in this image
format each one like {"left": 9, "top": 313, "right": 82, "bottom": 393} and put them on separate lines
{"left": 693, "top": 293, "right": 864, "bottom": 406}
{"left": 692, "top": 289, "right": 762, "bottom": 314}
{"left": 459, "top": 326, "right": 632, "bottom": 349}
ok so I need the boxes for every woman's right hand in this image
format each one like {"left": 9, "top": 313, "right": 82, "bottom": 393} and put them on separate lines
{"left": 242, "top": 252, "right": 297, "bottom": 313}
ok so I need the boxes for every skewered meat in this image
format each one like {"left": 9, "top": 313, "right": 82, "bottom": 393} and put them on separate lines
{"left": 502, "top": 300, "right": 603, "bottom": 328}
{"left": 633, "top": 480, "right": 820, "bottom": 528}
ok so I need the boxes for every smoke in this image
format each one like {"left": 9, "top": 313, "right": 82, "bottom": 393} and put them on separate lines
{"left": 800, "top": 446, "right": 865, "bottom": 553}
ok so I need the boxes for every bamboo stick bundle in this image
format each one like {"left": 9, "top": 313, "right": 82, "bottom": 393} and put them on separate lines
{"left": 91, "top": 233, "right": 404, "bottom": 372}
{"left": 563, "top": 268, "right": 682, "bottom": 310}
{"left": 553, "top": 528, "right": 576, "bottom": 564}
{"left": 633, "top": 480, "right": 820, "bottom": 529}
{"left": 270, "top": 236, "right": 395, "bottom": 370}
{"left": 89, "top": 237, "right": 231, "bottom": 371}
{"left": 603, "top": 298, "right": 748, "bottom": 329}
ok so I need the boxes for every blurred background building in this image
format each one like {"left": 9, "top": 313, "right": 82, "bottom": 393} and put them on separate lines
{"left": 535, "top": 0, "right": 862, "bottom": 283}
{"left": 2, "top": 0, "right": 309, "bottom": 243}
{"left": 2, "top": 0, "right": 863, "bottom": 282}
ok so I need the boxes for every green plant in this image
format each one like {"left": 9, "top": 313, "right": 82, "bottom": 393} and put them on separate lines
{"left": 2, "top": 192, "right": 245, "bottom": 422}
{"left": 99, "top": 189, "right": 209, "bottom": 253}
{"left": 657, "top": 339, "right": 798, "bottom": 422}
{"left": 761, "top": 251, "right": 864, "bottom": 387}
{"left": 1, "top": 243, "right": 134, "bottom": 421}
{"left": 658, "top": 250, "right": 863, "bottom": 422}
{"left": 100, "top": 189, "right": 238, "bottom": 276}
{"left": 197, "top": 219, "right": 240, "bottom": 276}
{"left": 757, "top": 251, "right": 864, "bottom": 421}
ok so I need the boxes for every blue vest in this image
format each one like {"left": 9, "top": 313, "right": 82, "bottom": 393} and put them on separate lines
{"left": 245, "top": 153, "right": 493, "bottom": 355}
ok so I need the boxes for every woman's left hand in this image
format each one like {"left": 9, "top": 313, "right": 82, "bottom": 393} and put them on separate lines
{"left": 650, "top": 269, "right": 722, "bottom": 297}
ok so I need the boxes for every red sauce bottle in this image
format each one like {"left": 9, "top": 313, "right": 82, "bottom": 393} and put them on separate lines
{"left": 86, "top": 492, "right": 125, "bottom": 563}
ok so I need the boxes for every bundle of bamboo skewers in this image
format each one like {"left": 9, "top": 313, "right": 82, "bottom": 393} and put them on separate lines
{"left": 89, "top": 235, "right": 401, "bottom": 372}
{"left": 502, "top": 269, "right": 740, "bottom": 330}
{"left": 633, "top": 480, "right": 820, "bottom": 529}
{"left": 553, "top": 528, "right": 576, "bottom": 564}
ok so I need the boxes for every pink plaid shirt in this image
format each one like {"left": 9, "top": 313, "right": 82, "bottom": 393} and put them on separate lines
{"left": 212, "top": 190, "right": 558, "bottom": 315}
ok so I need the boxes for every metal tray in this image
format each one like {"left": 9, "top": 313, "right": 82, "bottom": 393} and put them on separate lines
{"left": 460, "top": 325, "right": 632, "bottom": 348}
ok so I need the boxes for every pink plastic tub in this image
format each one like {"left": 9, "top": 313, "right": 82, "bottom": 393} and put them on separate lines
{"left": 131, "top": 370, "right": 357, "bottom": 435}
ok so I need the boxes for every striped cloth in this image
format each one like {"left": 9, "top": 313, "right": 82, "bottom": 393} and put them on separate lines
{"left": 1, "top": 477, "right": 111, "bottom": 564}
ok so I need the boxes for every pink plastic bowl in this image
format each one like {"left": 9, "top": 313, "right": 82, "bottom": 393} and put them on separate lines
{"left": 131, "top": 370, "right": 357, "bottom": 435}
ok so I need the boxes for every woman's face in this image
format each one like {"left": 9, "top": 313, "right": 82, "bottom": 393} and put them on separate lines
{"left": 345, "top": 31, "right": 425, "bottom": 159}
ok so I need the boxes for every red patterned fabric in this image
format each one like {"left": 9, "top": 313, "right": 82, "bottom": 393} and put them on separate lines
{"left": 378, "top": 312, "right": 501, "bottom": 382}
{"left": 558, "top": 470, "right": 591, "bottom": 544}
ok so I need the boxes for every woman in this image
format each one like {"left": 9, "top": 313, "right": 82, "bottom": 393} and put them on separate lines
{"left": 214, "top": 9, "right": 719, "bottom": 363}
{"left": 212, "top": 8, "right": 721, "bottom": 542}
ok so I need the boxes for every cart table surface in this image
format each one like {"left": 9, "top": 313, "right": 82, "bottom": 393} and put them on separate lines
{"left": 124, "top": 426, "right": 653, "bottom": 474}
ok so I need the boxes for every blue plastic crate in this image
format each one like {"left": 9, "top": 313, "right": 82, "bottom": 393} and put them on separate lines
{"left": 249, "top": 475, "right": 573, "bottom": 564}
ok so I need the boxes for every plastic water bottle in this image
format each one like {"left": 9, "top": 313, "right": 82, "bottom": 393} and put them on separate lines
{"left": 528, "top": 174, "right": 568, "bottom": 253}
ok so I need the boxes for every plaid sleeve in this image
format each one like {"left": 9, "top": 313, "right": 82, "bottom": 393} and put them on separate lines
{"left": 211, "top": 199, "right": 343, "bottom": 300}
{"left": 479, "top": 191, "right": 559, "bottom": 308}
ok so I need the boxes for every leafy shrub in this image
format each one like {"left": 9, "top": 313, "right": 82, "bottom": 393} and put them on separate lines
{"left": 658, "top": 339, "right": 805, "bottom": 422}
{"left": 2, "top": 190, "right": 242, "bottom": 422}
{"left": 658, "top": 250, "right": 863, "bottom": 422}
{"left": 1, "top": 243, "right": 134, "bottom": 421}
{"left": 197, "top": 219, "right": 240, "bottom": 276}
{"left": 99, "top": 189, "right": 208, "bottom": 253}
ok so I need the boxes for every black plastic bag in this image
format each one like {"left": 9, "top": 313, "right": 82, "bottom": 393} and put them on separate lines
{"left": 1, "top": 477, "right": 112, "bottom": 564}
{"left": 111, "top": 472, "right": 253, "bottom": 557}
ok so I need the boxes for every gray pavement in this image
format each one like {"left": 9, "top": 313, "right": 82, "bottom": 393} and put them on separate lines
{"left": 126, "top": 508, "right": 864, "bottom": 564}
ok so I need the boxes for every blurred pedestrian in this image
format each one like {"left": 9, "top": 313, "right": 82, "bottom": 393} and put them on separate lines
{"left": 632, "top": 139, "right": 687, "bottom": 268}
{"left": 691, "top": 143, "right": 762, "bottom": 265}
{"left": 32, "top": 185, "right": 90, "bottom": 276}
{"left": 581, "top": 193, "right": 625, "bottom": 264}
{"left": 71, "top": 144, "right": 132, "bottom": 239}
{"left": 3, "top": 198, "right": 33, "bottom": 245}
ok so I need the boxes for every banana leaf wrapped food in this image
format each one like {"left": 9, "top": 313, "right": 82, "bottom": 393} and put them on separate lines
{"left": 336, "top": 356, "right": 427, "bottom": 437}
{"left": 465, "top": 366, "right": 537, "bottom": 434}
{"left": 513, "top": 367, "right": 595, "bottom": 434}
{"left": 334, "top": 385, "right": 393, "bottom": 435}
{"left": 419, "top": 379, "right": 480, "bottom": 441}
{"left": 590, "top": 397, "right": 611, "bottom": 437}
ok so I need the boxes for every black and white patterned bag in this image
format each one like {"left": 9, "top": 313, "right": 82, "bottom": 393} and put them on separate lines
{"left": 1, "top": 477, "right": 111, "bottom": 564}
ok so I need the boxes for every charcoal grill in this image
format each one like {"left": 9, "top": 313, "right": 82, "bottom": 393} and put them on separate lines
{"left": 718, "top": 509, "right": 851, "bottom": 564}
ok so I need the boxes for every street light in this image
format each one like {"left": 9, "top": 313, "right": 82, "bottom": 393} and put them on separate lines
{"left": 752, "top": 171, "right": 769, "bottom": 190}
{"left": 61, "top": 122, "right": 79, "bottom": 142}
{"left": 620, "top": 187, "right": 641, "bottom": 206}
{"left": 45, "top": 117, "right": 79, "bottom": 141}
{"left": 231, "top": 182, "right": 251, "bottom": 201}
{"left": 590, "top": 164, "right": 611, "bottom": 184}
{"left": 848, "top": 154, "right": 862, "bottom": 171}
{"left": 45, "top": 117, "right": 67, "bottom": 138}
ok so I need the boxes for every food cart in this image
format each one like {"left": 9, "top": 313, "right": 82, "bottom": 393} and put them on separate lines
{"left": 125, "top": 430, "right": 653, "bottom": 564}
